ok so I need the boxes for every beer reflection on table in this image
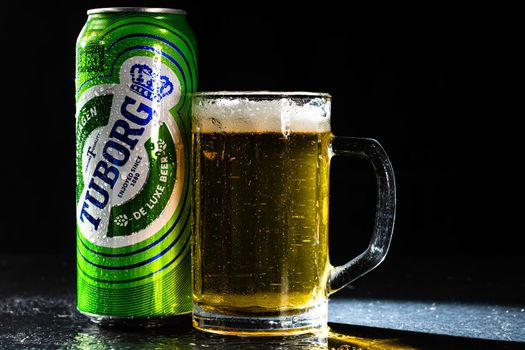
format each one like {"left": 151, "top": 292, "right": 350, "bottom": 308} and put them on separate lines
{"left": 70, "top": 321, "right": 522, "bottom": 350}
{"left": 70, "top": 323, "right": 416, "bottom": 350}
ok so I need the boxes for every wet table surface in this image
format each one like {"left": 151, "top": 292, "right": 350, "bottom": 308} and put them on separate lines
{"left": 1, "top": 255, "right": 524, "bottom": 349}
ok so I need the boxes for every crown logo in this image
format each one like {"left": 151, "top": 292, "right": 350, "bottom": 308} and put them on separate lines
{"left": 129, "top": 64, "right": 174, "bottom": 102}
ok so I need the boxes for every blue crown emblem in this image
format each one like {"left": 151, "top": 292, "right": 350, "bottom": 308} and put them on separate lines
{"left": 129, "top": 64, "right": 174, "bottom": 102}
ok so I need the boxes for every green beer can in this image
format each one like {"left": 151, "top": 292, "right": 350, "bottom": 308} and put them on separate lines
{"left": 75, "top": 7, "right": 197, "bottom": 326}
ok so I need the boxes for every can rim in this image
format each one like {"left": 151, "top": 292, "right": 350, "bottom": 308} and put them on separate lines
{"left": 87, "top": 7, "right": 187, "bottom": 15}
{"left": 192, "top": 91, "right": 332, "bottom": 99}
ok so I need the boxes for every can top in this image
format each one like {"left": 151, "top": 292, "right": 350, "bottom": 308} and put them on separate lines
{"left": 87, "top": 7, "right": 187, "bottom": 16}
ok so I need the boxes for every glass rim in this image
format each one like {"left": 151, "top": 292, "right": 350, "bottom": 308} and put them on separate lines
{"left": 192, "top": 91, "right": 332, "bottom": 99}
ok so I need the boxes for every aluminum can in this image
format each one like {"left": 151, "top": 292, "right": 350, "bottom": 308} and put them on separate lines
{"left": 75, "top": 7, "right": 197, "bottom": 326}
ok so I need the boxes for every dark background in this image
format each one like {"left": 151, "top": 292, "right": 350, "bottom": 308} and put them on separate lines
{"left": 0, "top": 1, "right": 522, "bottom": 290}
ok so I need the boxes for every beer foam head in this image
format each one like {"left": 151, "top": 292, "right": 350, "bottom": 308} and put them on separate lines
{"left": 192, "top": 92, "right": 331, "bottom": 133}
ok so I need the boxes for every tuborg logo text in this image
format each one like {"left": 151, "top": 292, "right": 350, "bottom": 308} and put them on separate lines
{"left": 76, "top": 56, "right": 183, "bottom": 247}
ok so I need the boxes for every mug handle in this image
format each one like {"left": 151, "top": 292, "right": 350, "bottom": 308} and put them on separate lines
{"left": 328, "top": 136, "right": 396, "bottom": 293}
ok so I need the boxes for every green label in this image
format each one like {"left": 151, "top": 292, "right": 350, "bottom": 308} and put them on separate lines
{"left": 76, "top": 55, "right": 184, "bottom": 246}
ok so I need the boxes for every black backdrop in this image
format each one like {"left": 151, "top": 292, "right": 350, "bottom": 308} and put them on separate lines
{"left": 0, "top": 1, "right": 522, "bottom": 268}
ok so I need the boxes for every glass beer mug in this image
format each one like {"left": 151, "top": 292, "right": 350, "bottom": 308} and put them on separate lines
{"left": 191, "top": 92, "right": 396, "bottom": 335}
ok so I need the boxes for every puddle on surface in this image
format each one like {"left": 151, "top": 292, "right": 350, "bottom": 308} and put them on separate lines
{"left": 1, "top": 296, "right": 521, "bottom": 349}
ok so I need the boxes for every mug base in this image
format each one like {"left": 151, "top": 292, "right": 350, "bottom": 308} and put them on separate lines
{"left": 192, "top": 302, "right": 328, "bottom": 336}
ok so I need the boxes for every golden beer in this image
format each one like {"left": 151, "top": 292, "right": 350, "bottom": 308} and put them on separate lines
{"left": 193, "top": 131, "right": 331, "bottom": 316}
